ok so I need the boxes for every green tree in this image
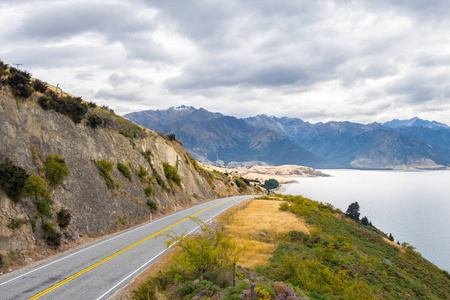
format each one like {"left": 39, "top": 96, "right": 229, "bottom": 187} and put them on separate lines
{"left": 345, "top": 201, "right": 360, "bottom": 221}
{"left": 263, "top": 178, "right": 279, "bottom": 190}
{"left": 361, "top": 216, "right": 369, "bottom": 226}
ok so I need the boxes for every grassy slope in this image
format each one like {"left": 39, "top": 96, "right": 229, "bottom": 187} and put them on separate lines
{"left": 129, "top": 196, "right": 450, "bottom": 300}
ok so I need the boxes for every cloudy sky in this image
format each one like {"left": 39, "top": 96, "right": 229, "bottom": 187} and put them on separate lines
{"left": 1, "top": 0, "right": 450, "bottom": 124}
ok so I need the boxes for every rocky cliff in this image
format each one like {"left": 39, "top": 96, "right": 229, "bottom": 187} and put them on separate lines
{"left": 0, "top": 80, "right": 251, "bottom": 269}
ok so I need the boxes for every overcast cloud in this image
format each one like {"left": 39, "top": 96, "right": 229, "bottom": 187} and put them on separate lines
{"left": 1, "top": 0, "right": 450, "bottom": 124}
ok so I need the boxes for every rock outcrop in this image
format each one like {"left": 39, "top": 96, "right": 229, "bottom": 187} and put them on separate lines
{"left": 0, "top": 86, "right": 250, "bottom": 268}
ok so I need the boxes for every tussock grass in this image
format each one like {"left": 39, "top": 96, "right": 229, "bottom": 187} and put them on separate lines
{"left": 218, "top": 199, "right": 309, "bottom": 267}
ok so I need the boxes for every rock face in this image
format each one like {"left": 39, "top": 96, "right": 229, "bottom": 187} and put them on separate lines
{"left": 0, "top": 88, "right": 244, "bottom": 263}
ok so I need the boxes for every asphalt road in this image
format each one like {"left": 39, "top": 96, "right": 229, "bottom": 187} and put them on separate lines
{"left": 0, "top": 195, "right": 253, "bottom": 300}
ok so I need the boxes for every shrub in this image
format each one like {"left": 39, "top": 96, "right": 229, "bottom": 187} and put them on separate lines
{"left": 87, "top": 101, "right": 97, "bottom": 108}
{"left": 42, "top": 221, "right": 61, "bottom": 247}
{"left": 145, "top": 185, "right": 155, "bottom": 196}
{"left": 117, "top": 162, "right": 132, "bottom": 182}
{"left": 36, "top": 196, "right": 53, "bottom": 218}
{"left": 0, "top": 159, "right": 30, "bottom": 202}
{"left": 8, "top": 70, "right": 33, "bottom": 97}
{"left": 138, "top": 166, "right": 148, "bottom": 178}
{"left": 44, "top": 155, "right": 69, "bottom": 186}
{"left": 132, "top": 280, "right": 156, "bottom": 300}
{"left": 234, "top": 177, "right": 247, "bottom": 191}
{"left": 163, "top": 162, "right": 181, "bottom": 186}
{"left": 162, "top": 218, "right": 248, "bottom": 275}
{"left": 88, "top": 114, "right": 103, "bottom": 129}
{"left": 94, "top": 159, "right": 115, "bottom": 189}
{"left": 37, "top": 94, "right": 88, "bottom": 124}
{"left": 32, "top": 79, "right": 47, "bottom": 93}
{"left": 8, "top": 219, "right": 24, "bottom": 230}
{"left": 57, "top": 208, "right": 71, "bottom": 229}
{"left": 0, "top": 60, "right": 7, "bottom": 77}
{"left": 188, "top": 154, "right": 200, "bottom": 170}
{"left": 168, "top": 133, "right": 176, "bottom": 141}
{"left": 146, "top": 200, "right": 157, "bottom": 212}
{"left": 289, "top": 230, "right": 309, "bottom": 243}
{"left": 153, "top": 172, "right": 169, "bottom": 192}
{"left": 279, "top": 202, "right": 289, "bottom": 211}
{"left": 24, "top": 174, "right": 48, "bottom": 197}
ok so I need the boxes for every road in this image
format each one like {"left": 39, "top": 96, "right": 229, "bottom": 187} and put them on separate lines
{"left": 0, "top": 195, "right": 253, "bottom": 300}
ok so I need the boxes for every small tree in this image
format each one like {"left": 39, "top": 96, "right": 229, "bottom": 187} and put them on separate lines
{"left": 263, "top": 178, "right": 279, "bottom": 190}
{"left": 345, "top": 201, "right": 360, "bottom": 221}
{"left": 361, "top": 216, "right": 369, "bottom": 226}
{"left": 388, "top": 233, "right": 395, "bottom": 242}
{"left": 88, "top": 114, "right": 103, "bottom": 129}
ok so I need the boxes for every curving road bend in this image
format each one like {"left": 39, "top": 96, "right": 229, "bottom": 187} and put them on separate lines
{"left": 0, "top": 195, "right": 253, "bottom": 300}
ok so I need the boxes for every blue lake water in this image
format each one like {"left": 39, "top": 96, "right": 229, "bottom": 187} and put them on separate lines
{"left": 280, "top": 169, "right": 450, "bottom": 272}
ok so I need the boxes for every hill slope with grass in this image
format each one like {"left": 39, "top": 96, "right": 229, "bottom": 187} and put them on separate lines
{"left": 127, "top": 196, "right": 450, "bottom": 299}
{"left": 0, "top": 61, "right": 256, "bottom": 272}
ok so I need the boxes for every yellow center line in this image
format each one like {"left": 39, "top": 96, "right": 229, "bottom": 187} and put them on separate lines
{"left": 28, "top": 199, "right": 234, "bottom": 300}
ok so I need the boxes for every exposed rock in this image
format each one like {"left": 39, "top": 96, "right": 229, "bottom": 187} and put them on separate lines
{"left": 0, "top": 88, "right": 252, "bottom": 269}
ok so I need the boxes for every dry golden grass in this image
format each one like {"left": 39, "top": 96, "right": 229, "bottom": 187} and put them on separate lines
{"left": 219, "top": 199, "right": 309, "bottom": 268}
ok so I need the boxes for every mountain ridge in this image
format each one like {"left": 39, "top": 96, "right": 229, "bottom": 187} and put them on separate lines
{"left": 126, "top": 107, "right": 450, "bottom": 170}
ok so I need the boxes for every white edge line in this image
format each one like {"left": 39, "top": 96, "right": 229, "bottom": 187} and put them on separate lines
{"left": 0, "top": 196, "right": 247, "bottom": 286}
{"left": 100, "top": 197, "right": 249, "bottom": 300}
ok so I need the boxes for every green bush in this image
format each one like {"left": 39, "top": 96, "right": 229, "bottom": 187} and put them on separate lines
{"left": 88, "top": 114, "right": 103, "bottom": 129}
{"left": 42, "top": 221, "right": 61, "bottom": 247}
{"left": 57, "top": 208, "right": 71, "bottom": 229}
{"left": 0, "top": 159, "right": 30, "bottom": 202}
{"left": 117, "top": 162, "right": 132, "bottom": 182}
{"left": 146, "top": 200, "right": 157, "bottom": 212}
{"left": 138, "top": 166, "right": 148, "bottom": 178}
{"left": 37, "top": 94, "right": 88, "bottom": 124}
{"left": 145, "top": 185, "right": 155, "bottom": 196}
{"left": 94, "top": 160, "right": 115, "bottom": 189}
{"left": 8, "top": 70, "right": 33, "bottom": 98}
{"left": 24, "top": 174, "right": 48, "bottom": 197}
{"left": 162, "top": 162, "right": 181, "bottom": 186}
{"left": 32, "top": 79, "right": 47, "bottom": 93}
{"left": 36, "top": 196, "right": 53, "bottom": 218}
{"left": 44, "top": 155, "right": 69, "bottom": 186}
{"left": 87, "top": 101, "right": 97, "bottom": 108}
{"left": 8, "top": 219, "right": 24, "bottom": 230}
{"left": 279, "top": 202, "right": 289, "bottom": 211}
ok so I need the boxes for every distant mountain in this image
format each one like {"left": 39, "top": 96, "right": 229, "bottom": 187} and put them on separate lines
{"left": 383, "top": 117, "right": 448, "bottom": 129}
{"left": 245, "top": 115, "right": 450, "bottom": 169}
{"left": 125, "top": 107, "right": 332, "bottom": 168}
{"left": 126, "top": 107, "right": 450, "bottom": 169}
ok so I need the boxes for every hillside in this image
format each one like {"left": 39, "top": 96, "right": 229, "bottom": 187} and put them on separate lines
{"left": 127, "top": 196, "right": 450, "bottom": 299}
{"left": 125, "top": 107, "right": 331, "bottom": 168}
{"left": 0, "top": 63, "right": 255, "bottom": 270}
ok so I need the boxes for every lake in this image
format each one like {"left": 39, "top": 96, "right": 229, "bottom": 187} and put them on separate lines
{"left": 280, "top": 169, "right": 450, "bottom": 272}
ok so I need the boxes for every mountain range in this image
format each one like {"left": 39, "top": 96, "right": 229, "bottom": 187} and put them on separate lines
{"left": 125, "top": 107, "right": 450, "bottom": 169}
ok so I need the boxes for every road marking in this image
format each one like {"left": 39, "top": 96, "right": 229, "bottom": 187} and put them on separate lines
{"left": 28, "top": 198, "right": 237, "bottom": 300}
